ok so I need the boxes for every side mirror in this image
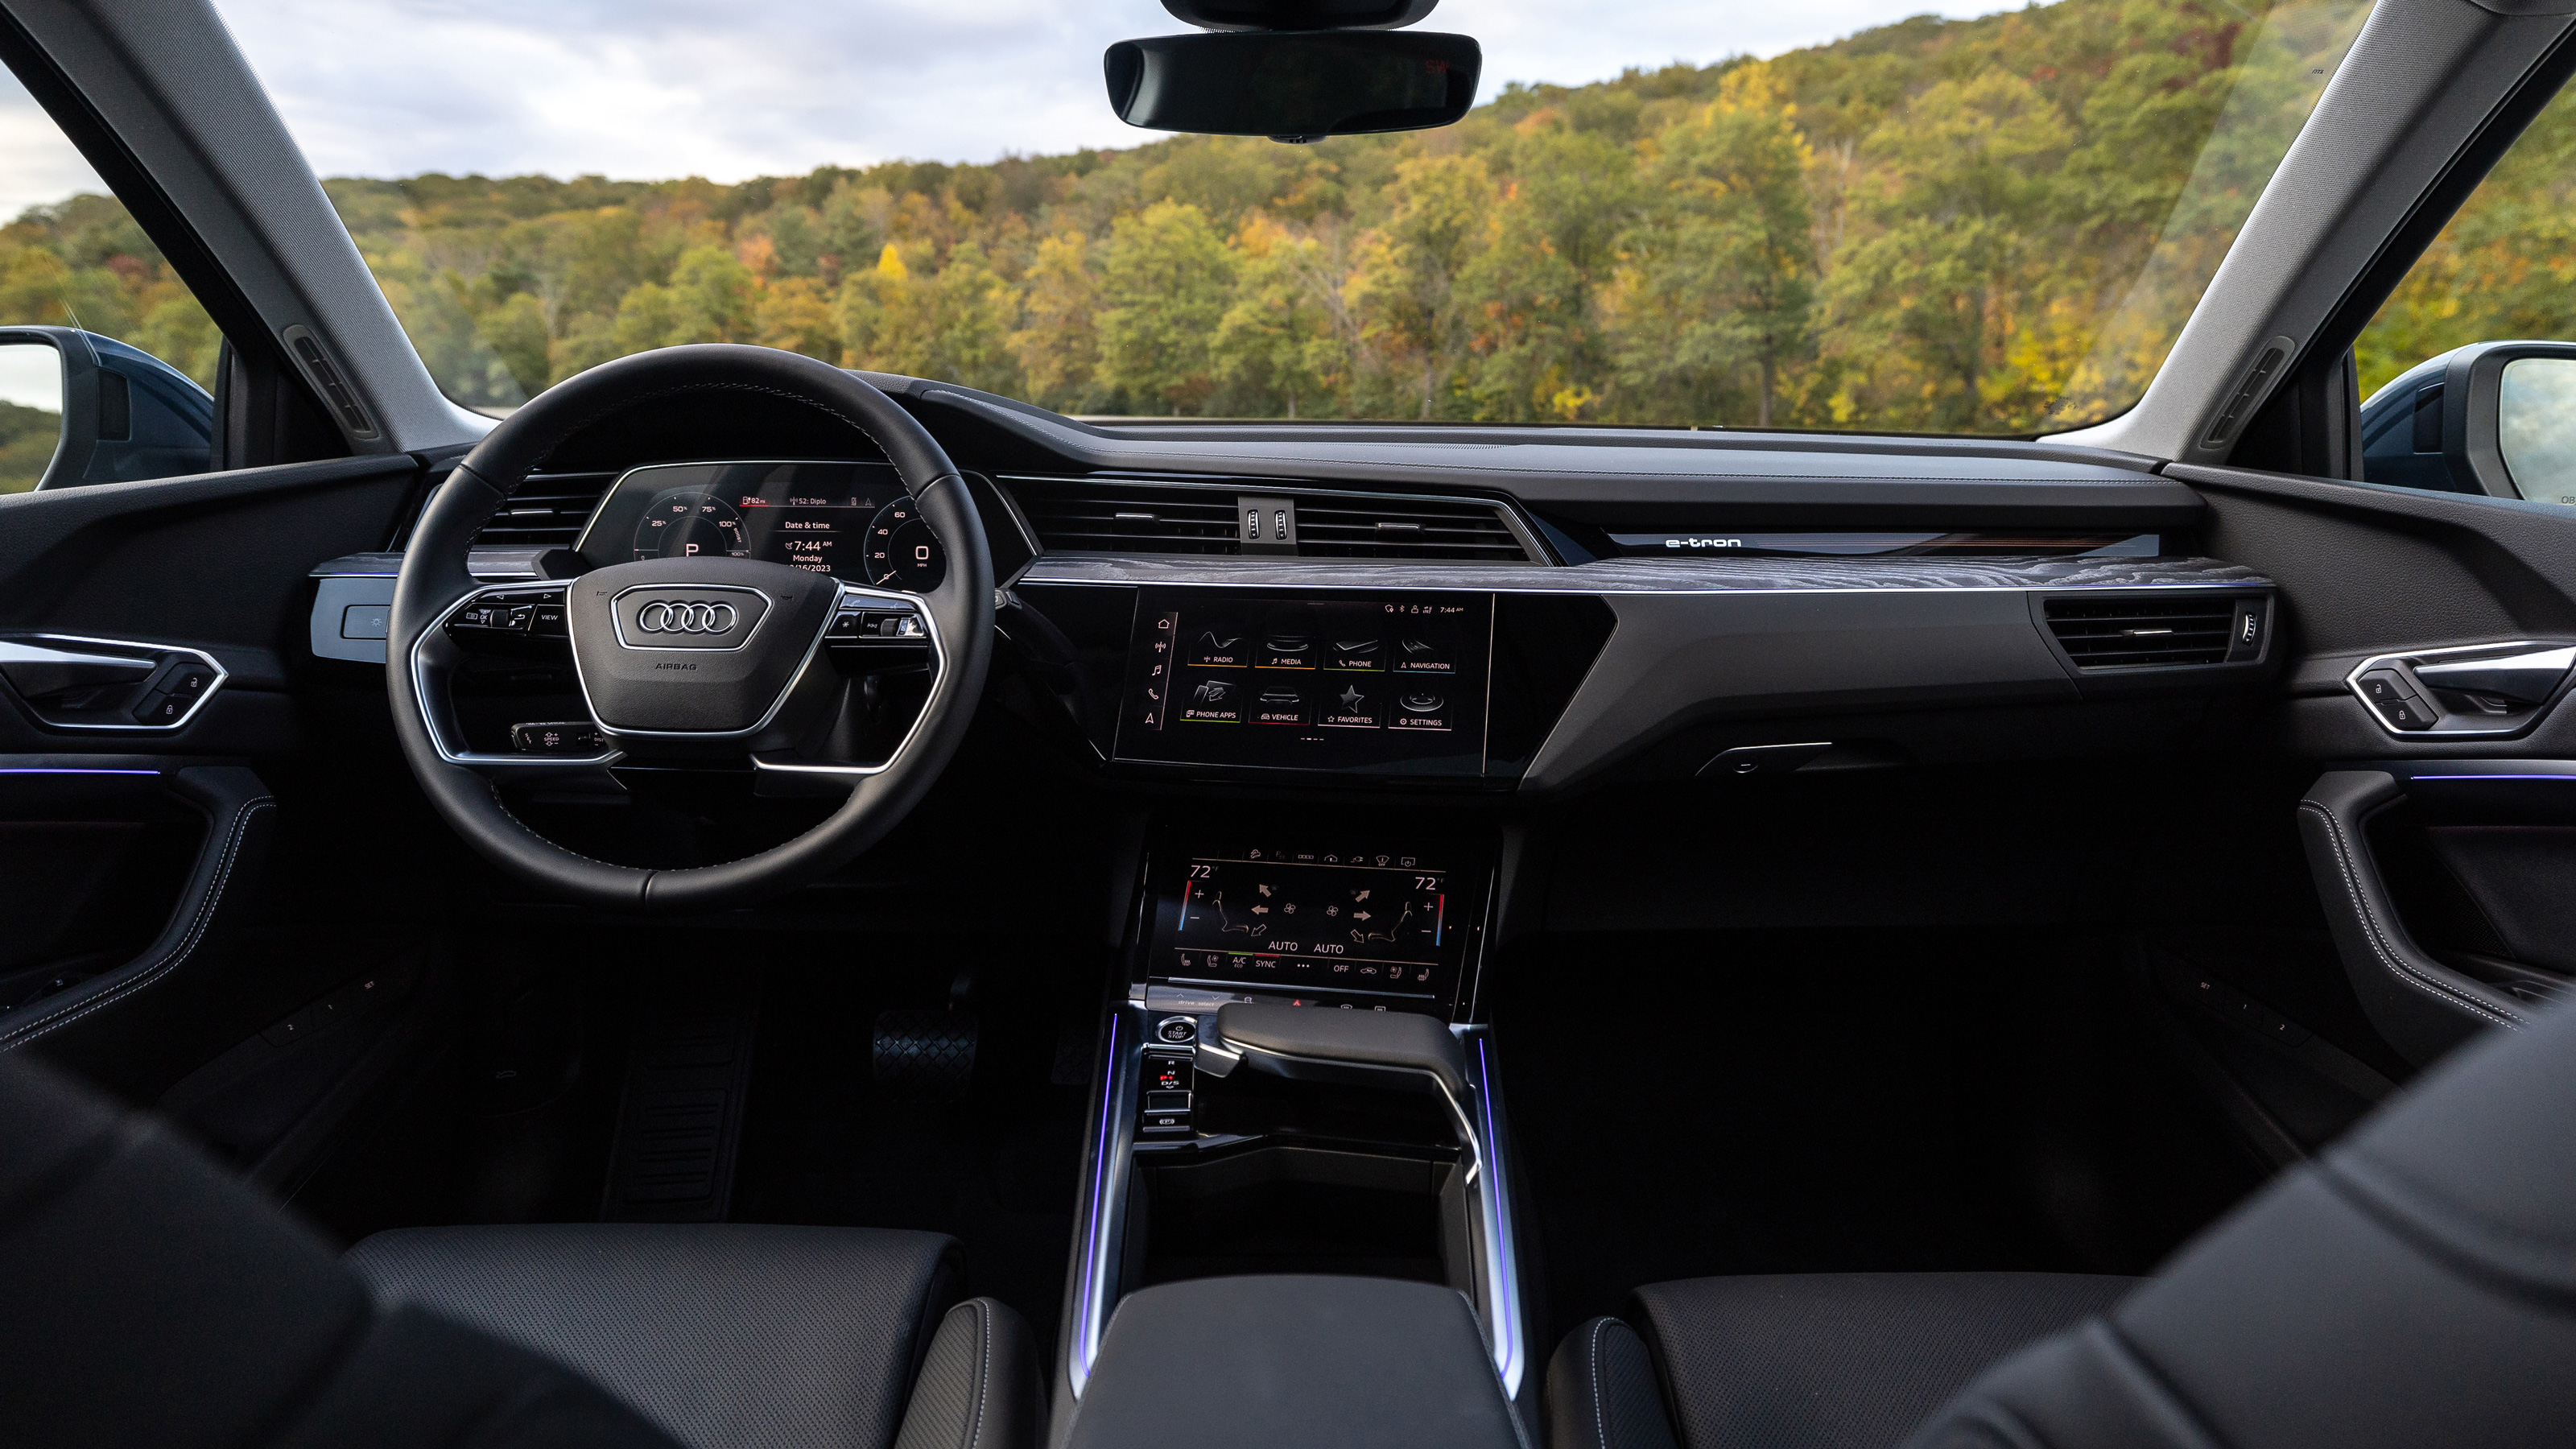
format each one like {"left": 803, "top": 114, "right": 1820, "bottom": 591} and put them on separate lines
{"left": 1104, "top": 29, "right": 1480, "bottom": 141}
{"left": 2359, "top": 340, "right": 2576, "bottom": 506}
{"left": 0, "top": 325, "right": 214, "bottom": 493}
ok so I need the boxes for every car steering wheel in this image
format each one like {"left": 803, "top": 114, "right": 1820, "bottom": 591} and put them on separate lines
{"left": 386, "top": 345, "right": 993, "bottom": 912}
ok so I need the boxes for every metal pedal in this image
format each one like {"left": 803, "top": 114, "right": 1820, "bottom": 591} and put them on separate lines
{"left": 873, "top": 1009, "right": 977, "bottom": 1102}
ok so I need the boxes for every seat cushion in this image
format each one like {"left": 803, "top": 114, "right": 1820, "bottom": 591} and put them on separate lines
{"left": 1596, "top": 1272, "right": 2138, "bottom": 1449}
{"left": 349, "top": 1224, "right": 961, "bottom": 1449}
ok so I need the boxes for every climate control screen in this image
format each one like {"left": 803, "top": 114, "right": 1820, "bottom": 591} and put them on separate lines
{"left": 1114, "top": 588, "right": 1492, "bottom": 774}
{"left": 1147, "top": 843, "right": 1476, "bottom": 1005}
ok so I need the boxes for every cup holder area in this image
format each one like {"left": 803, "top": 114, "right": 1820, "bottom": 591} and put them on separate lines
{"left": 1132, "top": 1141, "right": 1459, "bottom": 1286}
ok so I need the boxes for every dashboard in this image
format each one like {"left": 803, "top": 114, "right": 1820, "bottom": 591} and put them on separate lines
{"left": 308, "top": 382, "right": 2291, "bottom": 791}
{"left": 569, "top": 460, "right": 948, "bottom": 590}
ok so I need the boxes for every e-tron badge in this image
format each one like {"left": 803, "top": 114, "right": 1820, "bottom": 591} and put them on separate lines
{"left": 609, "top": 585, "right": 772, "bottom": 650}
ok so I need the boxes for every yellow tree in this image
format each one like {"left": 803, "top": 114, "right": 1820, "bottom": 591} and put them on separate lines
{"left": 1214, "top": 215, "right": 1349, "bottom": 418}
{"left": 1010, "top": 232, "right": 1103, "bottom": 412}
{"left": 1347, "top": 155, "right": 1497, "bottom": 419}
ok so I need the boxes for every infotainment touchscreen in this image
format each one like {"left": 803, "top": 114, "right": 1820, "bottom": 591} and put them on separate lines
{"left": 1143, "top": 840, "right": 1484, "bottom": 1007}
{"left": 1113, "top": 588, "right": 1492, "bottom": 775}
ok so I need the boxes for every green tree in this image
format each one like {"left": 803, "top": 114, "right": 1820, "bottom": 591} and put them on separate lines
{"left": 1347, "top": 155, "right": 1496, "bottom": 419}
{"left": 1827, "top": 70, "right": 2074, "bottom": 430}
{"left": 1609, "top": 70, "right": 1816, "bottom": 426}
{"left": 477, "top": 291, "right": 552, "bottom": 394}
{"left": 662, "top": 244, "right": 758, "bottom": 343}
{"left": 1214, "top": 216, "right": 1348, "bottom": 418}
{"left": 1010, "top": 231, "right": 1104, "bottom": 412}
{"left": 1096, "top": 200, "right": 1236, "bottom": 414}
{"left": 758, "top": 276, "right": 839, "bottom": 360}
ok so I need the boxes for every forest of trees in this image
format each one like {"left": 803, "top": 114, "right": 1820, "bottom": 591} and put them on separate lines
{"left": 2, "top": 0, "right": 2572, "bottom": 440}
{"left": 324, "top": 0, "right": 2381, "bottom": 432}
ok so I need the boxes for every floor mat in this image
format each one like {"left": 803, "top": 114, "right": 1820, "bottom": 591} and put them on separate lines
{"left": 729, "top": 937, "right": 1104, "bottom": 1364}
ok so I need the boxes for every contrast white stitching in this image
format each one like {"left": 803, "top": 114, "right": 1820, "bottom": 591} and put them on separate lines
{"left": 1588, "top": 1317, "right": 1611, "bottom": 1449}
{"left": 2301, "top": 798, "right": 2520, "bottom": 1030}
{"left": 0, "top": 797, "right": 272, "bottom": 1049}
{"left": 967, "top": 1301, "right": 992, "bottom": 1449}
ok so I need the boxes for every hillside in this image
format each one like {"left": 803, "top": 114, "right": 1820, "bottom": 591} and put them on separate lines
{"left": 8, "top": 0, "right": 2562, "bottom": 433}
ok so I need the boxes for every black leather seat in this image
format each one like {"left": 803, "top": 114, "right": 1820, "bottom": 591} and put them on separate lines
{"left": 0, "top": 1053, "right": 1038, "bottom": 1449}
{"left": 1550, "top": 990, "right": 2576, "bottom": 1449}
{"left": 349, "top": 1224, "right": 1036, "bottom": 1449}
{"left": 1551, "top": 1272, "right": 2138, "bottom": 1449}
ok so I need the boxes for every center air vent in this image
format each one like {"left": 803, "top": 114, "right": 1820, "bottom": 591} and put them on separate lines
{"left": 469, "top": 471, "right": 617, "bottom": 549}
{"left": 1294, "top": 495, "right": 1532, "bottom": 561}
{"left": 2042, "top": 596, "right": 2240, "bottom": 669}
{"left": 1009, "top": 478, "right": 1243, "bottom": 556}
{"left": 1002, "top": 475, "right": 1540, "bottom": 563}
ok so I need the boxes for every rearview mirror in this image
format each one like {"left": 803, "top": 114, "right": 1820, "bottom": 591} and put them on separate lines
{"left": 0, "top": 326, "right": 214, "bottom": 491}
{"left": 1104, "top": 30, "right": 1480, "bottom": 141}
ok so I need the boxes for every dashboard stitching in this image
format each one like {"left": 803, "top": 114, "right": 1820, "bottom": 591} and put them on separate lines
{"left": 0, "top": 797, "right": 270, "bottom": 1051}
{"left": 2299, "top": 798, "right": 2523, "bottom": 1030}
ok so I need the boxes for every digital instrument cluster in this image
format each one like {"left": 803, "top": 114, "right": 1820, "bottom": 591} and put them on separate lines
{"left": 1145, "top": 840, "right": 1482, "bottom": 1006}
{"left": 1114, "top": 588, "right": 1492, "bottom": 774}
{"left": 573, "top": 460, "right": 947, "bottom": 590}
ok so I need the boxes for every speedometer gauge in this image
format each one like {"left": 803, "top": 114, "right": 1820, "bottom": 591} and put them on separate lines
{"left": 863, "top": 497, "right": 947, "bottom": 592}
{"left": 632, "top": 487, "right": 749, "bottom": 563}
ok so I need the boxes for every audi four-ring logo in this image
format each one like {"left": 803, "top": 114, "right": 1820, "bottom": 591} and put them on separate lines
{"left": 636, "top": 601, "right": 737, "bottom": 634}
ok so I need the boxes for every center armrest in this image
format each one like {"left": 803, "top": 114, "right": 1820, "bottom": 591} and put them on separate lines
{"left": 1064, "top": 1275, "right": 1525, "bottom": 1449}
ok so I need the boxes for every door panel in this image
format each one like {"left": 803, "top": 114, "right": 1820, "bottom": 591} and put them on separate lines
{"left": 0, "top": 454, "right": 423, "bottom": 1107}
{"left": 2177, "top": 462, "right": 2576, "bottom": 1063}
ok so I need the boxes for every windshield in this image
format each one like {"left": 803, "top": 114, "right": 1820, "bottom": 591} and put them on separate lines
{"left": 218, "top": 0, "right": 2368, "bottom": 434}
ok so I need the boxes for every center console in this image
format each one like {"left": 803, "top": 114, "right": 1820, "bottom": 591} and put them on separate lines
{"left": 1063, "top": 815, "right": 1530, "bottom": 1429}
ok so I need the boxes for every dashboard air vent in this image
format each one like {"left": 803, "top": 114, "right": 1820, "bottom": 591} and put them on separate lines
{"left": 1009, "top": 478, "right": 1242, "bottom": 556}
{"left": 1294, "top": 495, "right": 1534, "bottom": 562}
{"left": 2043, "top": 596, "right": 2237, "bottom": 669}
{"left": 469, "top": 471, "right": 617, "bottom": 548}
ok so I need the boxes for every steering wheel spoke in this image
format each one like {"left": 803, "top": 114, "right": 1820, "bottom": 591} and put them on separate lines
{"left": 750, "top": 581, "right": 951, "bottom": 795}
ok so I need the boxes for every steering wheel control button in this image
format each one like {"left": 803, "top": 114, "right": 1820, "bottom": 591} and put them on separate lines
{"left": 609, "top": 584, "right": 771, "bottom": 650}
{"left": 1156, "top": 1016, "right": 1199, "bottom": 1043}
{"left": 530, "top": 602, "right": 568, "bottom": 637}
{"left": 511, "top": 721, "right": 612, "bottom": 756}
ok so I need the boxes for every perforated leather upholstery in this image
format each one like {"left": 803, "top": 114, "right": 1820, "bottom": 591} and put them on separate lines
{"left": 0, "top": 1053, "right": 675, "bottom": 1449}
{"left": 349, "top": 1224, "right": 963, "bottom": 1449}
{"left": 1548, "top": 1274, "right": 2133, "bottom": 1449}
{"left": 1554, "top": 993, "right": 2576, "bottom": 1449}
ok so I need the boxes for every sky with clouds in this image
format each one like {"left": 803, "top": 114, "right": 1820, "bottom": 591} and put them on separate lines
{"left": 0, "top": 1, "right": 2018, "bottom": 220}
